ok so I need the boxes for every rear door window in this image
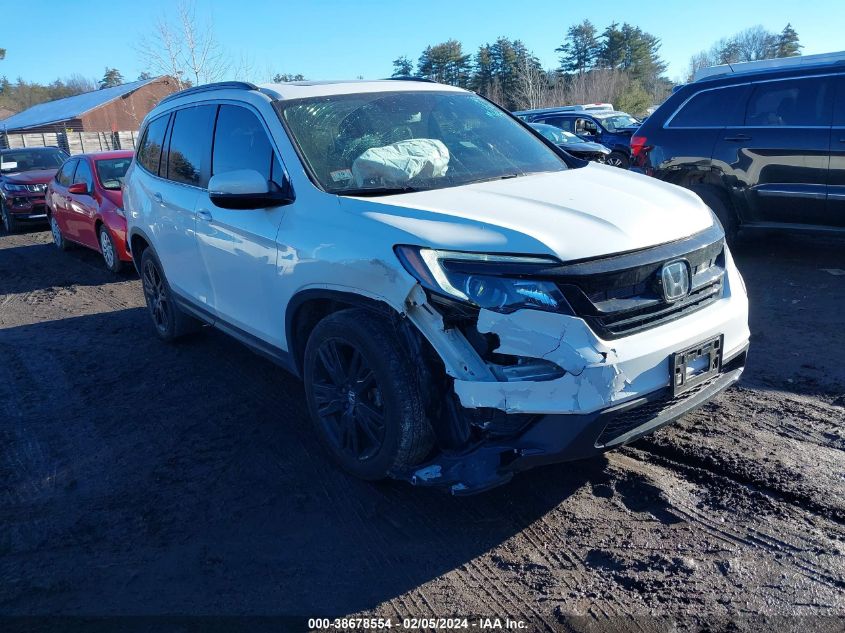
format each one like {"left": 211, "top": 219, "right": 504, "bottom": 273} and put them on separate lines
{"left": 137, "top": 115, "right": 170, "bottom": 175}
{"left": 212, "top": 105, "right": 275, "bottom": 181}
{"left": 541, "top": 117, "right": 574, "bottom": 132}
{"left": 668, "top": 85, "right": 750, "bottom": 127}
{"left": 166, "top": 105, "right": 216, "bottom": 187}
{"left": 56, "top": 159, "right": 77, "bottom": 186}
{"left": 745, "top": 77, "right": 833, "bottom": 127}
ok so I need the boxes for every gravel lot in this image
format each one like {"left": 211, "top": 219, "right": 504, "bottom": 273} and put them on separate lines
{"left": 0, "top": 227, "right": 843, "bottom": 632}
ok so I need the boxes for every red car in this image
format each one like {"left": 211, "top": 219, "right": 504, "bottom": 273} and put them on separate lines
{"left": 46, "top": 150, "right": 134, "bottom": 272}
{"left": 1, "top": 146, "right": 69, "bottom": 233}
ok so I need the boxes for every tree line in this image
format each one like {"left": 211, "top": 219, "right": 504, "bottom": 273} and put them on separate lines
{"left": 391, "top": 20, "right": 802, "bottom": 115}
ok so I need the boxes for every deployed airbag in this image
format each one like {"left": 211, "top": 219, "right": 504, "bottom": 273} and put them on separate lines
{"left": 352, "top": 139, "right": 449, "bottom": 186}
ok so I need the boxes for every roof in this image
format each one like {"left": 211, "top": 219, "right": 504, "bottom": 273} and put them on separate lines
{"left": 74, "top": 149, "right": 135, "bottom": 161}
{"left": 258, "top": 79, "right": 466, "bottom": 100}
{"left": 694, "top": 50, "right": 845, "bottom": 82}
{"left": 0, "top": 77, "right": 164, "bottom": 131}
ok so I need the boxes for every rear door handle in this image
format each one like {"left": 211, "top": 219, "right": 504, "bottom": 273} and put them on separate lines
{"left": 196, "top": 209, "right": 213, "bottom": 222}
{"left": 724, "top": 134, "right": 751, "bottom": 141}
{"left": 153, "top": 192, "right": 163, "bottom": 204}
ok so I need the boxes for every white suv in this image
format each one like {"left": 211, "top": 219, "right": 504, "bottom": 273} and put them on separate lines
{"left": 124, "top": 80, "right": 749, "bottom": 494}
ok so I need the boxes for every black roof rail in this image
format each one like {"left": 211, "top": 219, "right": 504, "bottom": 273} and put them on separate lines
{"left": 382, "top": 76, "right": 437, "bottom": 83}
{"left": 158, "top": 81, "right": 259, "bottom": 105}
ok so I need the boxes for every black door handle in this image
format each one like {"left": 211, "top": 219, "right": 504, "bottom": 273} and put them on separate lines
{"left": 839, "top": 138, "right": 845, "bottom": 143}
{"left": 724, "top": 134, "right": 751, "bottom": 142}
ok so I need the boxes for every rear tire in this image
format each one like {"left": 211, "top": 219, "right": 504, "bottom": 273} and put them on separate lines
{"left": 689, "top": 185, "right": 738, "bottom": 245}
{"left": 1, "top": 200, "right": 18, "bottom": 234}
{"left": 98, "top": 225, "right": 124, "bottom": 273}
{"left": 303, "top": 308, "right": 434, "bottom": 480}
{"left": 139, "top": 248, "right": 199, "bottom": 341}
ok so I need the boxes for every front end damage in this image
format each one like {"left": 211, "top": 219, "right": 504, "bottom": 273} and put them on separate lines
{"left": 393, "top": 234, "right": 750, "bottom": 494}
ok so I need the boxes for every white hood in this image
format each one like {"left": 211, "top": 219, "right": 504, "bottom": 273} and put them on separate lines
{"left": 348, "top": 164, "right": 715, "bottom": 261}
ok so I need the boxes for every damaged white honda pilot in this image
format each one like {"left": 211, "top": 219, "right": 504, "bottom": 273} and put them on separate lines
{"left": 124, "top": 79, "right": 749, "bottom": 494}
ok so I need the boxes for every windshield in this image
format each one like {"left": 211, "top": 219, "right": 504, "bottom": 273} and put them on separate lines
{"left": 276, "top": 91, "right": 566, "bottom": 195}
{"left": 0, "top": 148, "right": 67, "bottom": 174}
{"left": 95, "top": 157, "right": 132, "bottom": 190}
{"left": 531, "top": 124, "right": 583, "bottom": 145}
{"left": 596, "top": 114, "right": 639, "bottom": 132}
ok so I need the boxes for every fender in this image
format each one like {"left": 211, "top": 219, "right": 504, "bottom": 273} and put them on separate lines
{"left": 285, "top": 288, "right": 402, "bottom": 376}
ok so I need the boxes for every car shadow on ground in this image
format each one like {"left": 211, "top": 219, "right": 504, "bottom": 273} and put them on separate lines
{"left": 0, "top": 307, "right": 609, "bottom": 617}
{"left": 0, "top": 240, "right": 135, "bottom": 296}
{"left": 732, "top": 232, "right": 845, "bottom": 399}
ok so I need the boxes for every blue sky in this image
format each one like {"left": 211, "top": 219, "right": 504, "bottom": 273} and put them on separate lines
{"left": 2, "top": 0, "right": 842, "bottom": 85}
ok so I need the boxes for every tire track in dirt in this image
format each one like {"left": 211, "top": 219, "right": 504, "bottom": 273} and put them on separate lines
{"left": 617, "top": 451, "right": 845, "bottom": 594}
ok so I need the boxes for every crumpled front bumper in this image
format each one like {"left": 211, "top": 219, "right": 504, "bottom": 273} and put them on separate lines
{"left": 405, "top": 345, "right": 747, "bottom": 494}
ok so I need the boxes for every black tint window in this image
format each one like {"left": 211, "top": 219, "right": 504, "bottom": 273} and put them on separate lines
{"left": 669, "top": 85, "right": 749, "bottom": 127}
{"left": 541, "top": 117, "right": 574, "bottom": 132}
{"left": 746, "top": 78, "right": 832, "bottom": 126}
{"left": 73, "top": 160, "right": 93, "bottom": 189}
{"left": 166, "top": 105, "right": 215, "bottom": 187}
{"left": 212, "top": 105, "right": 274, "bottom": 180}
{"left": 138, "top": 115, "right": 169, "bottom": 174}
{"left": 56, "top": 160, "right": 77, "bottom": 186}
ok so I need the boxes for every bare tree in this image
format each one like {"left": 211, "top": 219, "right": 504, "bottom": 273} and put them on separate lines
{"left": 512, "top": 59, "right": 547, "bottom": 110}
{"left": 137, "top": 0, "right": 228, "bottom": 89}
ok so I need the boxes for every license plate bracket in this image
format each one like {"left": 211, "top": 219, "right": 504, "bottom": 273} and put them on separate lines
{"left": 670, "top": 334, "right": 723, "bottom": 397}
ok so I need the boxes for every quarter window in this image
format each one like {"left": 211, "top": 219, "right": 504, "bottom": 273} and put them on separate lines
{"left": 56, "top": 159, "right": 77, "bottom": 186}
{"left": 745, "top": 78, "right": 833, "bottom": 127}
{"left": 137, "top": 115, "right": 169, "bottom": 175}
{"left": 166, "top": 105, "right": 215, "bottom": 187}
{"left": 212, "top": 105, "right": 276, "bottom": 182}
{"left": 668, "top": 85, "right": 750, "bottom": 127}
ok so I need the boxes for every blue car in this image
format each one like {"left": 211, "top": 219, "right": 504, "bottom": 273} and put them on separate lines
{"left": 513, "top": 108, "right": 641, "bottom": 168}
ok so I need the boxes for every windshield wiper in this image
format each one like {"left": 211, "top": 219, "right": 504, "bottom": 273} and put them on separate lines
{"left": 338, "top": 185, "right": 422, "bottom": 197}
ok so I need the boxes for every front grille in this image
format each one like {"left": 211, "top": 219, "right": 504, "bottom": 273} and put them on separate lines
{"left": 594, "top": 349, "right": 745, "bottom": 447}
{"left": 595, "top": 378, "right": 713, "bottom": 447}
{"left": 549, "top": 225, "right": 726, "bottom": 339}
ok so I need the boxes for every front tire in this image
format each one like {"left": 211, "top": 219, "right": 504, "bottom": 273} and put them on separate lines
{"left": 303, "top": 308, "right": 434, "bottom": 480}
{"left": 1, "top": 200, "right": 18, "bottom": 234}
{"left": 98, "top": 225, "right": 124, "bottom": 273}
{"left": 139, "top": 248, "right": 199, "bottom": 341}
{"left": 606, "top": 151, "right": 630, "bottom": 169}
{"left": 50, "top": 214, "right": 71, "bottom": 251}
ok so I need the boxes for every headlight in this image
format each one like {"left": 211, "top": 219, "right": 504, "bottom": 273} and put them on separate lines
{"left": 3, "top": 183, "right": 26, "bottom": 192}
{"left": 395, "top": 245, "right": 572, "bottom": 315}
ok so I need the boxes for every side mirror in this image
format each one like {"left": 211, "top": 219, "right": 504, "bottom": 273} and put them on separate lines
{"left": 68, "top": 182, "right": 89, "bottom": 195}
{"left": 208, "top": 169, "right": 294, "bottom": 210}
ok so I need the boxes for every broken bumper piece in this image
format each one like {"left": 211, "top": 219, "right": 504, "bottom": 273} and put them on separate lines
{"left": 403, "top": 346, "right": 747, "bottom": 495}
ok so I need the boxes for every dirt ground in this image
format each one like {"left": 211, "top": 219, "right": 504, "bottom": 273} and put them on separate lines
{"left": 0, "top": 226, "right": 843, "bottom": 632}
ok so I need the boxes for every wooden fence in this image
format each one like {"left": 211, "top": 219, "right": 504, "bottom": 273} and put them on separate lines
{"left": 0, "top": 130, "right": 138, "bottom": 155}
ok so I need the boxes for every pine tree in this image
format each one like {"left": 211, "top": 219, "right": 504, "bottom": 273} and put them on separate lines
{"left": 418, "top": 40, "right": 471, "bottom": 87}
{"left": 0, "top": 48, "right": 5, "bottom": 61}
{"left": 556, "top": 20, "right": 600, "bottom": 75}
{"left": 391, "top": 56, "right": 414, "bottom": 77}
{"left": 775, "top": 23, "right": 802, "bottom": 58}
{"left": 99, "top": 68, "right": 124, "bottom": 89}
{"left": 138, "top": 71, "right": 153, "bottom": 81}
{"left": 598, "top": 23, "right": 625, "bottom": 69}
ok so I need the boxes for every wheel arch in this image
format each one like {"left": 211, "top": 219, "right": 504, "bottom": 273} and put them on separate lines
{"left": 285, "top": 289, "right": 402, "bottom": 377}
{"left": 128, "top": 227, "right": 154, "bottom": 274}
